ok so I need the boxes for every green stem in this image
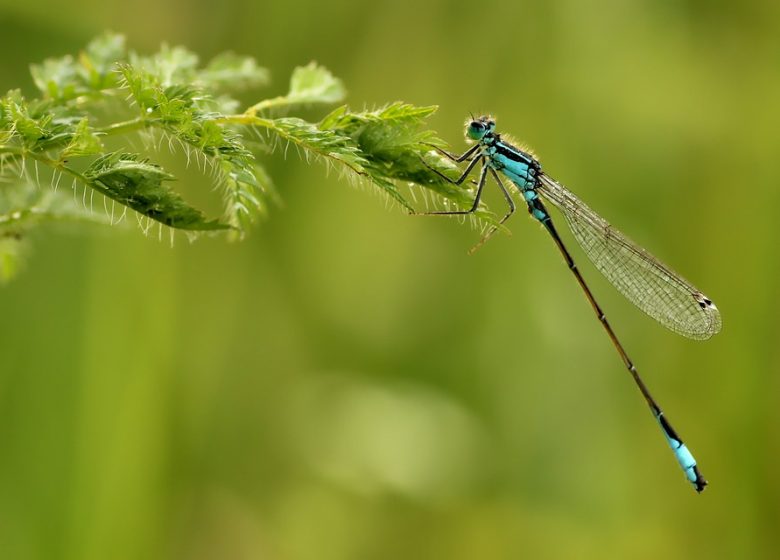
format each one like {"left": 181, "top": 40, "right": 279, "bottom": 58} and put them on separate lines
{"left": 0, "top": 206, "right": 105, "bottom": 227}
{"left": 215, "top": 114, "right": 269, "bottom": 126}
{"left": 96, "top": 117, "right": 149, "bottom": 136}
{"left": 244, "top": 98, "right": 293, "bottom": 116}
{"left": 0, "top": 144, "right": 90, "bottom": 185}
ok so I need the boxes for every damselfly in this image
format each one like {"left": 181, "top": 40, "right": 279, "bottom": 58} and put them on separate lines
{"left": 418, "top": 116, "right": 721, "bottom": 492}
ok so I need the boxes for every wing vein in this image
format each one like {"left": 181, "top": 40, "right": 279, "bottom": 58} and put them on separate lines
{"left": 537, "top": 174, "right": 721, "bottom": 340}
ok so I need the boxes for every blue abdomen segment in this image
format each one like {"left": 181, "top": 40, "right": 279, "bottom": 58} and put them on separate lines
{"left": 494, "top": 153, "right": 537, "bottom": 191}
{"left": 526, "top": 192, "right": 549, "bottom": 223}
{"left": 492, "top": 151, "right": 548, "bottom": 223}
{"left": 656, "top": 411, "right": 707, "bottom": 492}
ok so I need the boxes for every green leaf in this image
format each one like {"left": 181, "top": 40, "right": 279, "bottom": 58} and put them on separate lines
{"left": 118, "top": 63, "right": 267, "bottom": 233}
{"left": 253, "top": 114, "right": 422, "bottom": 210}
{"left": 1, "top": 91, "right": 52, "bottom": 147}
{"left": 79, "top": 32, "right": 126, "bottom": 90}
{"left": 83, "top": 153, "right": 229, "bottom": 230}
{"left": 220, "top": 157, "right": 267, "bottom": 233}
{"left": 61, "top": 118, "right": 103, "bottom": 158}
{"left": 129, "top": 43, "right": 200, "bottom": 87}
{"left": 259, "top": 116, "right": 367, "bottom": 175}
{"left": 198, "top": 53, "right": 269, "bottom": 91}
{"left": 247, "top": 62, "right": 345, "bottom": 113}
{"left": 287, "top": 62, "right": 345, "bottom": 105}
{"left": 30, "top": 56, "right": 82, "bottom": 100}
{"left": 29, "top": 33, "right": 126, "bottom": 100}
{"left": 1, "top": 92, "right": 103, "bottom": 156}
{"left": 319, "top": 103, "right": 495, "bottom": 220}
{"left": 320, "top": 103, "right": 439, "bottom": 131}
{"left": 83, "top": 32, "right": 126, "bottom": 71}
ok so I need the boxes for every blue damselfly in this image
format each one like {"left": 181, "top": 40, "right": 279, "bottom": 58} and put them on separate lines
{"left": 418, "top": 116, "right": 721, "bottom": 492}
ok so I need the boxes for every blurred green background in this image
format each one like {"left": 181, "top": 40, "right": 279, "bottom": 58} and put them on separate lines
{"left": 1, "top": 1, "right": 779, "bottom": 558}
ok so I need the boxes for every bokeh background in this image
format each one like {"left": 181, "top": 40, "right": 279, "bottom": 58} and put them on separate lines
{"left": 1, "top": 1, "right": 779, "bottom": 558}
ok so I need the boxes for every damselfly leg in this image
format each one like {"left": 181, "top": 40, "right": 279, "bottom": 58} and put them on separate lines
{"left": 414, "top": 155, "right": 489, "bottom": 216}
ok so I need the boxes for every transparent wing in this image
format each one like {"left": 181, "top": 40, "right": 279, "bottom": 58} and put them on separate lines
{"left": 537, "top": 174, "right": 721, "bottom": 340}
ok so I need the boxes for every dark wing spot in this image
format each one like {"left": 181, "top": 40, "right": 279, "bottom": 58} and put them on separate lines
{"left": 694, "top": 292, "right": 716, "bottom": 309}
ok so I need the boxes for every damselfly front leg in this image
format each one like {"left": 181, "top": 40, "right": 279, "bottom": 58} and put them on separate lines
{"left": 413, "top": 157, "right": 489, "bottom": 216}
{"left": 422, "top": 142, "right": 480, "bottom": 163}
{"left": 466, "top": 167, "right": 517, "bottom": 254}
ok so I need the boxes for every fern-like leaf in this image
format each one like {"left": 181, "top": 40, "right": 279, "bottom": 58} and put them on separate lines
{"left": 83, "top": 153, "right": 228, "bottom": 230}
{"left": 0, "top": 34, "right": 495, "bottom": 282}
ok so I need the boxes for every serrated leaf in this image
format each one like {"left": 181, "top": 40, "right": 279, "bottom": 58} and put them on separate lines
{"left": 287, "top": 62, "right": 345, "bottom": 105}
{"left": 263, "top": 117, "right": 367, "bottom": 175}
{"left": 320, "top": 103, "right": 443, "bottom": 188}
{"left": 1, "top": 91, "right": 51, "bottom": 146}
{"left": 30, "top": 56, "right": 82, "bottom": 100}
{"left": 247, "top": 62, "right": 345, "bottom": 113}
{"left": 30, "top": 33, "right": 126, "bottom": 100}
{"left": 318, "top": 103, "right": 494, "bottom": 220}
{"left": 198, "top": 53, "right": 269, "bottom": 91}
{"left": 320, "top": 103, "right": 438, "bottom": 131}
{"left": 61, "top": 118, "right": 103, "bottom": 158}
{"left": 118, "top": 63, "right": 267, "bottom": 232}
{"left": 79, "top": 32, "right": 125, "bottom": 89}
{"left": 221, "top": 157, "right": 265, "bottom": 233}
{"left": 83, "top": 32, "right": 126, "bottom": 71}
{"left": 1, "top": 93, "right": 101, "bottom": 154}
{"left": 130, "top": 44, "right": 200, "bottom": 87}
{"left": 255, "top": 114, "right": 419, "bottom": 210}
{"left": 84, "top": 153, "right": 228, "bottom": 230}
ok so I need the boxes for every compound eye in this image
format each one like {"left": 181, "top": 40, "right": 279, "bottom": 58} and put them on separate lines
{"left": 466, "top": 119, "right": 488, "bottom": 139}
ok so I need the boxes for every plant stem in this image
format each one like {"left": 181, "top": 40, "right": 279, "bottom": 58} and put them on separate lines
{"left": 96, "top": 117, "right": 149, "bottom": 136}
{"left": 244, "top": 98, "right": 290, "bottom": 116}
{"left": 0, "top": 144, "right": 90, "bottom": 185}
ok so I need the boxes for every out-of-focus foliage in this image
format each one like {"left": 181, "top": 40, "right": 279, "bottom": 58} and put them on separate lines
{"left": 1, "top": 2, "right": 779, "bottom": 560}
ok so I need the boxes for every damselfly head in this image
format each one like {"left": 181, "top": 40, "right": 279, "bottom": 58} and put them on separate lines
{"left": 466, "top": 115, "right": 496, "bottom": 140}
